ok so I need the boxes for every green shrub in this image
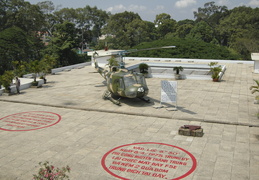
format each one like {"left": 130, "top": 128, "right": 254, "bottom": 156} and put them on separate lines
{"left": 0, "top": 71, "right": 14, "bottom": 93}
{"left": 130, "top": 38, "right": 242, "bottom": 60}
{"left": 139, "top": 63, "right": 149, "bottom": 74}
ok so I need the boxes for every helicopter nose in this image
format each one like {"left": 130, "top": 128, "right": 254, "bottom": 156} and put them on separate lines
{"left": 137, "top": 87, "right": 145, "bottom": 93}
{"left": 137, "top": 87, "right": 148, "bottom": 97}
{"left": 125, "top": 86, "right": 148, "bottom": 98}
{"left": 125, "top": 87, "right": 138, "bottom": 98}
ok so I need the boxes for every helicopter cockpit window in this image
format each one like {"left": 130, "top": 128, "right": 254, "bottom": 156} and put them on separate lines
{"left": 119, "top": 78, "right": 125, "bottom": 89}
{"left": 136, "top": 75, "right": 147, "bottom": 86}
{"left": 123, "top": 75, "right": 137, "bottom": 87}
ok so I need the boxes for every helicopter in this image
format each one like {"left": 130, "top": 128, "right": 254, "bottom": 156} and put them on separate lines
{"left": 93, "top": 46, "right": 176, "bottom": 105}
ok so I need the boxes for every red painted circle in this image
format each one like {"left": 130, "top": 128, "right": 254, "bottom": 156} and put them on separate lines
{"left": 101, "top": 142, "right": 197, "bottom": 180}
{"left": 0, "top": 111, "right": 61, "bottom": 131}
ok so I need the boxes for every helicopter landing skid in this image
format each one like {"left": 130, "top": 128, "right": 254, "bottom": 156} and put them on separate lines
{"left": 139, "top": 97, "right": 150, "bottom": 103}
{"left": 102, "top": 90, "right": 121, "bottom": 105}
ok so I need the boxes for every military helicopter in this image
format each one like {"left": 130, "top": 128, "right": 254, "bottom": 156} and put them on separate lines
{"left": 93, "top": 46, "right": 175, "bottom": 105}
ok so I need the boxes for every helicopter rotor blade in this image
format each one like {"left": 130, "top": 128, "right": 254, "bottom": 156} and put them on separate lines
{"left": 89, "top": 45, "right": 176, "bottom": 58}
{"left": 122, "top": 46, "right": 176, "bottom": 54}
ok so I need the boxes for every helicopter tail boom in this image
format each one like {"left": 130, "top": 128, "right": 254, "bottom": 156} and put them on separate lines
{"left": 93, "top": 52, "right": 109, "bottom": 80}
{"left": 95, "top": 64, "right": 108, "bottom": 80}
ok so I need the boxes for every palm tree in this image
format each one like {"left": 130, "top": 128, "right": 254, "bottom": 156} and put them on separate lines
{"left": 29, "top": 60, "right": 42, "bottom": 85}
{"left": 250, "top": 79, "right": 259, "bottom": 106}
{"left": 250, "top": 79, "right": 259, "bottom": 94}
{"left": 107, "top": 56, "right": 119, "bottom": 71}
{"left": 208, "top": 62, "right": 222, "bottom": 81}
{"left": 173, "top": 66, "right": 183, "bottom": 74}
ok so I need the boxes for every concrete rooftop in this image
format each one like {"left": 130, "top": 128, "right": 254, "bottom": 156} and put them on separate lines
{"left": 0, "top": 59, "right": 259, "bottom": 180}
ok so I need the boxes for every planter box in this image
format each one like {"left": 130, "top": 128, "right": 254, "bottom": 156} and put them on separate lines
{"left": 178, "top": 125, "right": 204, "bottom": 137}
{"left": 31, "top": 79, "right": 44, "bottom": 88}
{"left": 175, "top": 74, "right": 186, "bottom": 80}
{"left": 0, "top": 78, "right": 44, "bottom": 96}
{"left": 251, "top": 53, "right": 259, "bottom": 73}
{"left": 51, "top": 62, "right": 90, "bottom": 74}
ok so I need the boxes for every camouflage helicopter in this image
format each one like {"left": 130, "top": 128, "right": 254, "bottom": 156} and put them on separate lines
{"left": 93, "top": 46, "right": 175, "bottom": 105}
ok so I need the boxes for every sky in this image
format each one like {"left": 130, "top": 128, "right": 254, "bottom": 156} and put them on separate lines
{"left": 27, "top": 0, "right": 259, "bottom": 22}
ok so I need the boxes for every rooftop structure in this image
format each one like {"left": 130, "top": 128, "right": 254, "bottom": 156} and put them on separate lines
{"left": 88, "top": 49, "right": 125, "bottom": 67}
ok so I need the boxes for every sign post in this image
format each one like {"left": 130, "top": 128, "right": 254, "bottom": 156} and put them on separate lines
{"left": 160, "top": 80, "right": 177, "bottom": 110}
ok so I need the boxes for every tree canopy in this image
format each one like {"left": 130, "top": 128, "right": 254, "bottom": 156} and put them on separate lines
{"left": 129, "top": 38, "right": 240, "bottom": 60}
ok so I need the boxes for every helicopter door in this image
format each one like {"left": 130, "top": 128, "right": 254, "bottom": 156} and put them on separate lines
{"left": 116, "top": 78, "right": 124, "bottom": 96}
{"left": 107, "top": 77, "right": 112, "bottom": 91}
{"left": 119, "top": 78, "right": 125, "bottom": 89}
{"left": 136, "top": 75, "right": 147, "bottom": 87}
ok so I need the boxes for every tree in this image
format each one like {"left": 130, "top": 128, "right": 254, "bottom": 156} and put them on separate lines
{"left": 193, "top": 1, "right": 229, "bottom": 46}
{"left": 1, "top": 0, "right": 45, "bottom": 33}
{"left": 216, "top": 6, "right": 259, "bottom": 58}
{"left": 125, "top": 19, "right": 151, "bottom": 47}
{"left": 0, "top": 1, "right": 48, "bottom": 76}
{"left": 0, "top": 0, "right": 9, "bottom": 30}
{"left": 177, "top": 19, "right": 195, "bottom": 26}
{"left": 86, "top": 6, "right": 109, "bottom": 40}
{"left": 194, "top": 1, "right": 228, "bottom": 25}
{"left": 39, "top": 55, "right": 57, "bottom": 82}
{"left": 129, "top": 38, "right": 241, "bottom": 60}
{"left": 36, "top": 1, "right": 58, "bottom": 36}
{"left": 12, "top": 60, "right": 27, "bottom": 77}
{"left": 45, "top": 21, "right": 82, "bottom": 66}
{"left": 173, "top": 66, "right": 183, "bottom": 75}
{"left": 174, "top": 19, "right": 195, "bottom": 39}
{"left": 187, "top": 21, "right": 214, "bottom": 43}
{"left": 103, "top": 11, "right": 141, "bottom": 49}
{"left": 0, "top": 27, "right": 37, "bottom": 75}
{"left": 107, "top": 56, "right": 119, "bottom": 71}
{"left": 0, "top": 70, "right": 14, "bottom": 93}
{"left": 0, "top": 1, "right": 46, "bottom": 74}
{"left": 154, "top": 13, "right": 177, "bottom": 38}
{"left": 175, "top": 23, "right": 194, "bottom": 39}
{"left": 154, "top": 13, "right": 171, "bottom": 25}
{"left": 76, "top": 6, "right": 109, "bottom": 47}
{"left": 29, "top": 60, "right": 41, "bottom": 83}
{"left": 40, "top": 55, "right": 57, "bottom": 74}
{"left": 145, "top": 21, "right": 159, "bottom": 41}
{"left": 54, "top": 7, "right": 77, "bottom": 24}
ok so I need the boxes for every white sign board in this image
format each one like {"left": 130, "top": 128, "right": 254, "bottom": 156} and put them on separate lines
{"left": 161, "top": 81, "right": 177, "bottom": 103}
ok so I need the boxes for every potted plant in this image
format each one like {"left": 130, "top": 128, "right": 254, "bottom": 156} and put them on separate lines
{"left": 33, "top": 161, "right": 70, "bottom": 180}
{"left": 208, "top": 62, "right": 222, "bottom": 82}
{"left": 139, "top": 63, "right": 149, "bottom": 77}
{"left": 0, "top": 71, "right": 14, "bottom": 95}
{"left": 29, "top": 60, "right": 41, "bottom": 87}
{"left": 39, "top": 55, "right": 57, "bottom": 84}
{"left": 12, "top": 60, "right": 27, "bottom": 78}
{"left": 107, "top": 56, "right": 119, "bottom": 71}
{"left": 250, "top": 79, "right": 259, "bottom": 104}
{"left": 173, "top": 66, "right": 183, "bottom": 80}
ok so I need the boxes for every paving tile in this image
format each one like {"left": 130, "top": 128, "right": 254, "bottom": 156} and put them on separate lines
{"left": 212, "top": 170, "right": 231, "bottom": 180}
